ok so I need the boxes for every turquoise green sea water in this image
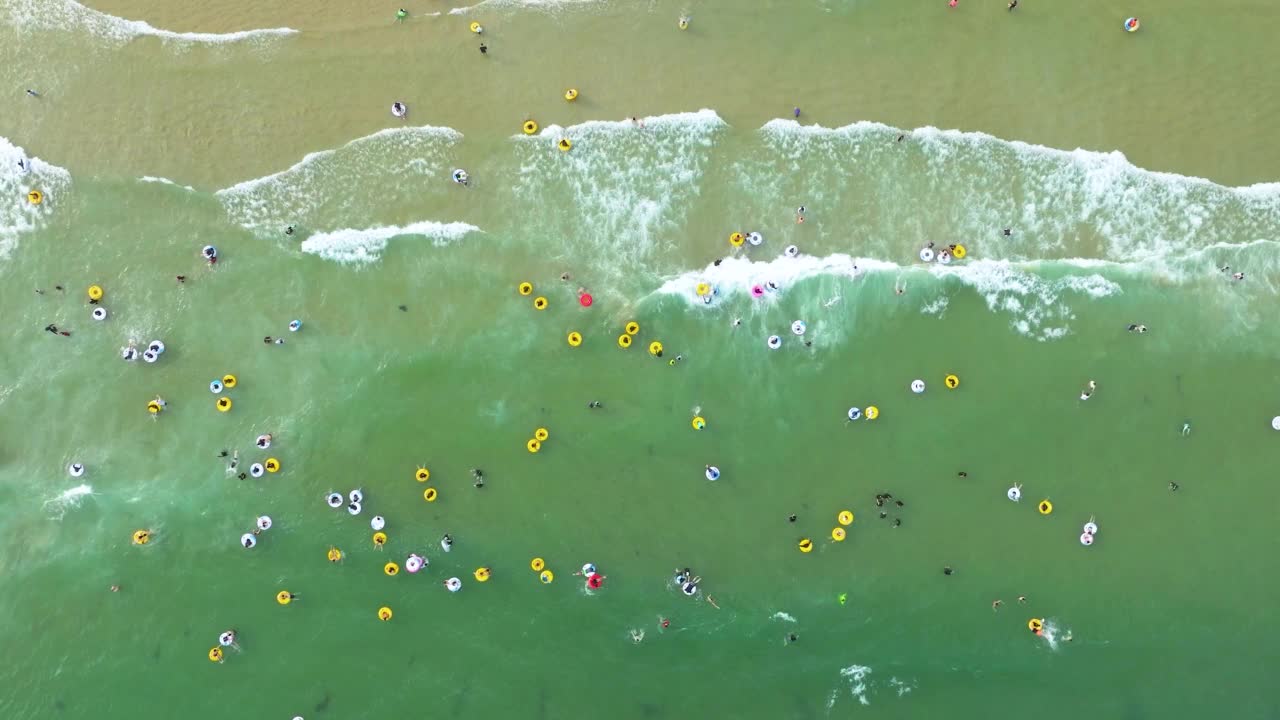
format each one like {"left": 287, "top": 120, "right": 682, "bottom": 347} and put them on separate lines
{"left": 4, "top": 1, "right": 1280, "bottom": 719}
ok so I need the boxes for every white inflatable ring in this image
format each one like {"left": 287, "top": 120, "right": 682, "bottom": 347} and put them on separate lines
{"left": 919, "top": 247, "right": 935, "bottom": 262}
{"left": 910, "top": 379, "right": 925, "bottom": 394}
{"left": 767, "top": 335, "right": 782, "bottom": 350}
{"left": 791, "top": 320, "right": 806, "bottom": 336}
{"left": 249, "top": 463, "right": 265, "bottom": 478}
{"left": 91, "top": 307, "right": 107, "bottom": 321}
{"left": 847, "top": 407, "right": 861, "bottom": 421}
{"left": 747, "top": 232, "right": 763, "bottom": 246}
{"left": 326, "top": 492, "right": 343, "bottom": 508}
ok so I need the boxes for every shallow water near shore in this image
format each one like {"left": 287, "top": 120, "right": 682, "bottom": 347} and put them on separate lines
{"left": 3, "top": 1, "right": 1280, "bottom": 719}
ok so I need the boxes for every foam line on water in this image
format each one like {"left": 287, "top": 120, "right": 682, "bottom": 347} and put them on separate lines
{"left": 652, "top": 253, "right": 1121, "bottom": 341}
{"left": 138, "top": 176, "right": 195, "bottom": 192}
{"left": 753, "top": 119, "right": 1280, "bottom": 269}
{"left": 300, "top": 220, "right": 480, "bottom": 264}
{"left": 510, "top": 110, "right": 726, "bottom": 282}
{"left": 448, "top": 0, "right": 599, "bottom": 17}
{"left": 0, "top": 136, "right": 72, "bottom": 261}
{"left": 1, "top": 0, "right": 298, "bottom": 45}
{"left": 216, "top": 125, "right": 463, "bottom": 236}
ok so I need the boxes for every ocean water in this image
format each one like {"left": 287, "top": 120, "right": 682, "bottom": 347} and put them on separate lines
{"left": 3, "top": 1, "right": 1280, "bottom": 719}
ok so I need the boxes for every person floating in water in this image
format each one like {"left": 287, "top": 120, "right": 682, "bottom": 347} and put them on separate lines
{"left": 26, "top": 89, "right": 39, "bottom": 97}
{"left": 285, "top": 226, "right": 294, "bottom": 236}
{"left": 1127, "top": 324, "right": 1148, "bottom": 333}
{"left": 472, "top": 468, "right": 484, "bottom": 488}
{"left": 1008, "top": 0, "right": 1018, "bottom": 9}
{"left": 1232, "top": 272, "right": 1245, "bottom": 281}
{"left": 479, "top": 43, "right": 487, "bottom": 55}
{"left": 1080, "top": 379, "right": 1096, "bottom": 401}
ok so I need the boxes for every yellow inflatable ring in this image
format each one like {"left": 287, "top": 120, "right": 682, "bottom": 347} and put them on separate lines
{"left": 469, "top": 21, "right": 482, "bottom": 33}
{"left": 527, "top": 438, "right": 541, "bottom": 454}
{"left": 798, "top": 538, "right": 813, "bottom": 553}
{"left": 384, "top": 562, "right": 400, "bottom": 576}
{"left": 373, "top": 532, "right": 387, "bottom": 546}
{"left": 945, "top": 374, "right": 960, "bottom": 389}
{"left": 276, "top": 590, "right": 292, "bottom": 605}
{"left": 423, "top": 487, "right": 438, "bottom": 502}
{"left": 531, "top": 557, "right": 545, "bottom": 572}
{"left": 648, "top": 341, "right": 663, "bottom": 356}
{"left": 221, "top": 374, "right": 237, "bottom": 389}
{"left": 146, "top": 401, "right": 162, "bottom": 415}
{"left": 327, "top": 547, "right": 343, "bottom": 562}
{"left": 474, "top": 567, "right": 491, "bottom": 582}
{"left": 953, "top": 244, "right": 967, "bottom": 259}
{"left": 378, "top": 606, "right": 393, "bottom": 621}
{"left": 558, "top": 138, "right": 572, "bottom": 152}
{"left": 534, "top": 427, "right": 549, "bottom": 441}
{"left": 132, "top": 529, "right": 150, "bottom": 545}
{"left": 625, "top": 321, "right": 640, "bottom": 335}
{"left": 533, "top": 296, "right": 548, "bottom": 310}
{"left": 87, "top": 285, "right": 104, "bottom": 301}
{"left": 27, "top": 190, "right": 43, "bottom": 205}
{"left": 618, "top": 334, "right": 632, "bottom": 348}
{"left": 1028, "top": 618, "right": 1043, "bottom": 632}
{"left": 729, "top": 232, "right": 744, "bottom": 247}
{"left": 540, "top": 569, "right": 554, "bottom": 584}
{"left": 1038, "top": 500, "right": 1053, "bottom": 515}
{"left": 567, "top": 331, "right": 582, "bottom": 347}
{"left": 837, "top": 510, "right": 854, "bottom": 526}
{"left": 208, "top": 647, "right": 223, "bottom": 662}
{"left": 518, "top": 281, "right": 533, "bottom": 296}
{"left": 523, "top": 120, "right": 538, "bottom": 135}
{"left": 415, "top": 467, "right": 430, "bottom": 482}
{"left": 216, "top": 397, "right": 232, "bottom": 413}
{"left": 831, "top": 527, "right": 847, "bottom": 542}
{"left": 564, "top": 88, "right": 578, "bottom": 102}
{"left": 264, "top": 458, "right": 280, "bottom": 473}
{"left": 695, "top": 283, "right": 710, "bottom": 297}
{"left": 865, "top": 406, "right": 880, "bottom": 420}
{"left": 691, "top": 416, "right": 706, "bottom": 430}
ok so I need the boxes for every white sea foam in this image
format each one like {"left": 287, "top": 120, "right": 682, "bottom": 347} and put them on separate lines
{"left": 748, "top": 119, "right": 1280, "bottom": 274}
{"left": 300, "top": 221, "right": 479, "bottom": 264}
{"left": 839, "top": 664, "right": 872, "bottom": 706}
{"left": 216, "top": 125, "right": 463, "bottom": 236}
{"left": 448, "top": 0, "right": 599, "bottom": 16}
{"left": 770, "top": 611, "right": 797, "bottom": 623}
{"left": 653, "top": 253, "right": 1121, "bottom": 341}
{"left": 0, "top": 136, "right": 72, "bottom": 260}
{"left": 1, "top": 0, "right": 298, "bottom": 46}
{"left": 139, "top": 176, "right": 195, "bottom": 192}
{"left": 44, "top": 484, "right": 93, "bottom": 519}
{"left": 511, "top": 110, "right": 726, "bottom": 282}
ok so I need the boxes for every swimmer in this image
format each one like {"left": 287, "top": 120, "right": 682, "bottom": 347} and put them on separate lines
{"left": 948, "top": 0, "right": 957, "bottom": 6}
{"left": 285, "top": 226, "right": 294, "bottom": 236}
{"left": 274, "top": 338, "right": 285, "bottom": 345}
{"left": 1080, "top": 379, "right": 1097, "bottom": 401}
{"left": 229, "top": 450, "right": 239, "bottom": 471}
{"left": 560, "top": 272, "right": 571, "bottom": 282}
{"left": 1064, "top": 631, "right": 1073, "bottom": 642}
{"left": 176, "top": 275, "right": 186, "bottom": 283}
{"left": 440, "top": 534, "right": 453, "bottom": 552}
{"left": 1003, "top": 228, "right": 1012, "bottom": 236}
{"left": 793, "top": 107, "right": 800, "bottom": 118}
{"left": 892, "top": 518, "right": 902, "bottom": 528}
{"left": 824, "top": 295, "right": 841, "bottom": 308}
{"left": 992, "top": 600, "right": 1002, "bottom": 611}
{"left": 472, "top": 468, "right": 484, "bottom": 489}
{"left": 588, "top": 401, "right": 603, "bottom": 409}
{"left": 896, "top": 134, "right": 905, "bottom": 142}
{"left": 1017, "top": 596, "right": 1027, "bottom": 604}
{"left": 264, "top": 336, "right": 273, "bottom": 344}
{"left": 1168, "top": 481, "right": 1179, "bottom": 491}
{"left": 1008, "top": 0, "right": 1017, "bottom": 9}
{"left": 879, "top": 511, "right": 887, "bottom": 519}
{"left": 218, "top": 450, "right": 229, "bottom": 458}
{"left": 1180, "top": 422, "right": 1192, "bottom": 436}
{"left": 26, "top": 89, "right": 39, "bottom": 97}
{"left": 1127, "top": 324, "right": 1148, "bottom": 333}
{"left": 668, "top": 354, "right": 683, "bottom": 366}
{"left": 732, "top": 317, "right": 742, "bottom": 328}
{"left": 630, "top": 629, "right": 645, "bottom": 643}
{"left": 110, "top": 585, "right": 120, "bottom": 592}
{"left": 796, "top": 206, "right": 805, "bottom": 224}
{"left": 943, "top": 566, "right": 954, "bottom": 576}
{"left": 398, "top": 304, "right": 408, "bottom": 312}
{"left": 788, "top": 514, "right": 797, "bottom": 523}
{"left": 238, "top": 473, "right": 247, "bottom": 481}
{"left": 1232, "top": 272, "right": 1245, "bottom": 281}
{"left": 396, "top": 8, "right": 406, "bottom": 21}
{"left": 660, "top": 617, "right": 670, "bottom": 629}
{"left": 785, "top": 633, "right": 798, "bottom": 645}
{"left": 895, "top": 500, "right": 904, "bottom": 507}
{"left": 706, "top": 595, "right": 719, "bottom": 609}
{"left": 479, "top": 43, "right": 487, "bottom": 55}
{"left": 957, "top": 471, "right": 968, "bottom": 478}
